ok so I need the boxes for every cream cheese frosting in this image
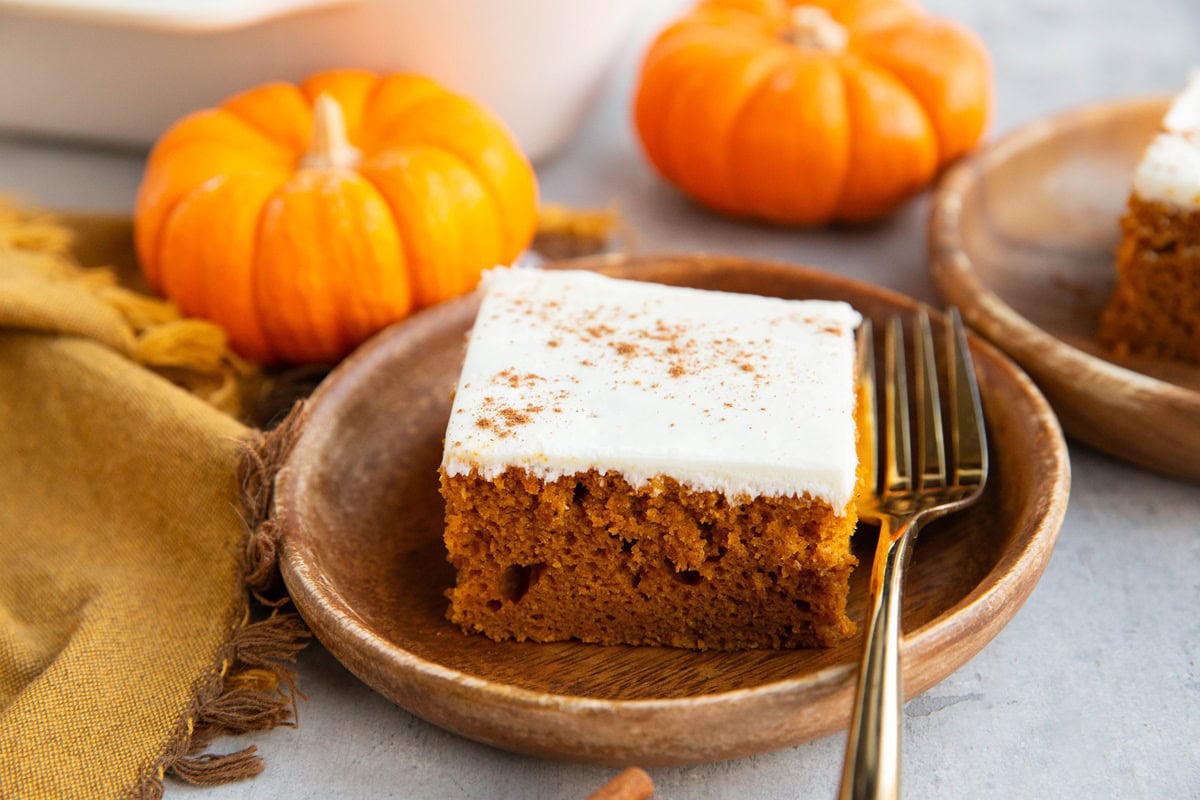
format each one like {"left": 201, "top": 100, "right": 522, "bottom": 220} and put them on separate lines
{"left": 1162, "top": 70, "right": 1200, "bottom": 133}
{"left": 1133, "top": 132, "right": 1200, "bottom": 207}
{"left": 441, "top": 269, "right": 863, "bottom": 512}
{"left": 1134, "top": 71, "right": 1200, "bottom": 207}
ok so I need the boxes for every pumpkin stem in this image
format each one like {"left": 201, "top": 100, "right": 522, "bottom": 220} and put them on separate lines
{"left": 301, "top": 94, "right": 361, "bottom": 171}
{"left": 783, "top": 6, "right": 849, "bottom": 53}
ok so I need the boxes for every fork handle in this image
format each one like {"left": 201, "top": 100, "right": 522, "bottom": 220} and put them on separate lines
{"left": 838, "top": 517, "right": 917, "bottom": 800}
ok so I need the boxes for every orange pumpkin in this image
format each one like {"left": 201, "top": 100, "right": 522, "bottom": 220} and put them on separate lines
{"left": 633, "top": 0, "right": 991, "bottom": 225}
{"left": 136, "top": 69, "right": 538, "bottom": 364}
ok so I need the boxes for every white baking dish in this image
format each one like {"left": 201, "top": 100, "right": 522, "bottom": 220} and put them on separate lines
{"left": 0, "top": 0, "right": 638, "bottom": 162}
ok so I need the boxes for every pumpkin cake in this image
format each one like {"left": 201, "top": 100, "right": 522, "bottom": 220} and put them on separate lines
{"left": 439, "top": 269, "right": 864, "bottom": 650}
{"left": 1099, "top": 72, "right": 1200, "bottom": 363}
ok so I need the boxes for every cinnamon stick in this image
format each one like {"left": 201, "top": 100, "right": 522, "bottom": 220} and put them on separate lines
{"left": 586, "top": 767, "right": 655, "bottom": 800}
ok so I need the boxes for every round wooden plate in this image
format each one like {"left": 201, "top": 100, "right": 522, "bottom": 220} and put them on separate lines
{"left": 274, "top": 255, "right": 1069, "bottom": 765}
{"left": 930, "top": 97, "right": 1200, "bottom": 481}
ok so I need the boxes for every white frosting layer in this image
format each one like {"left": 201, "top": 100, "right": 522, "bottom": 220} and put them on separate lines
{"left": 1133, "top": 72, "right": 1200, "bottom": 207}
{"left": 441, "top": 269, "right": 863, "bottom": 512}
{"left": 1163, "top": 70, "right": 1200, "bottom": 133}
{"left": 1133, "top": 132, "right": 1200, "bottom": 207}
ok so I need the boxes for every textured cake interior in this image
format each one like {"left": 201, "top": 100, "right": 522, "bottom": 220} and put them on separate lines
{"left": 1099, "top": 196, "right": 1200, "bottom": 363}
{"left": 441, "top": 467, "right": 859, "bottom": 650}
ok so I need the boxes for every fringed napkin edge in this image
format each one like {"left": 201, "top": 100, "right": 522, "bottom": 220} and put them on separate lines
{"left": 131, "top": 403, "right": 312, "bottom": 800}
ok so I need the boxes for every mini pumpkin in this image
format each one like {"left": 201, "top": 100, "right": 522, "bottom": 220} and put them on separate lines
{"left": 136, "top": 69, "right": 538, "bottom": 364}
{"left": 633, "top": 0, "right": 991, "bottom": 225}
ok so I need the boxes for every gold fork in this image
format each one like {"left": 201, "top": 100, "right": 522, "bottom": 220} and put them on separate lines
{"left": 838, "top": 308, "right": 989, "bottom": 800}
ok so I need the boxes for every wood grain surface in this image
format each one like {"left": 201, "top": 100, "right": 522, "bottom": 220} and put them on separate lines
{"left": 273, "top": 255, "right": 1070, "bottom": 765}
{"left": 930, "top": 96, "right": 1200, "bottom": 481}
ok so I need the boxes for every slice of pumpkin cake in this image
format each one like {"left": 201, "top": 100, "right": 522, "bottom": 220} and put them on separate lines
{"left": 440, "top": 268, "right": 863, "bottom": 650}
{"left": 1100, "top": 72, "right": 1200, "bottom": 363}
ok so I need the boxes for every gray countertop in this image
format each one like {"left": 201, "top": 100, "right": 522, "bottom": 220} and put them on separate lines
{"left": 4, "top": 1, "right": 1199, "bottom": 797}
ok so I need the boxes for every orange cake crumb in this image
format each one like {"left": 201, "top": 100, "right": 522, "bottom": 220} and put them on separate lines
{"left": 442, "top": 468, "right": 857, "bottom": 650}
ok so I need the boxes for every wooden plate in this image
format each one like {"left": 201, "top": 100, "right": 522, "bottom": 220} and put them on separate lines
{"left": 274, "top": 255, "right": 1069, "bottom": 765}
{"left": 930, "top": 97, "right": 1200, "bottom": 481}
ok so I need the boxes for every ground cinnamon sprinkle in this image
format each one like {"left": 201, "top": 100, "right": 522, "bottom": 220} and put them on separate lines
{"left": 499, "top": 407, "right": 531, "bottom": 426}
{"left": 492, "top": 369, "right": 545, "bottom": 388}
{"left": 465, "top": 276, "right": 841, "bottom": 429}
{"left": 612, "top": 342, "right": 638, "bottom": 357}
{"left": 586, "top": 324, "right": 617, "bottom": 339}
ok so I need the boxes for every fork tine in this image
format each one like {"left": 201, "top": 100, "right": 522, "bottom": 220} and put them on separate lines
{"left": 914, "top": 311, "right": 947, "bottom": 490}
{"left": 884, "top": 316, "right": 911, "bottom": 494}
{"left": 947, "top": 308, "right": 988, "bottom": 488}
{"left": 855, "top": 320, "right": 878, "bottom": 496}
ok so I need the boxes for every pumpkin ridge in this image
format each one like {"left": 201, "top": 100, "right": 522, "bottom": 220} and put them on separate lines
{"left": 358, "top": 76, "right": 446, "bottom": 153}
{"left": 219, "top": 84, "right": 310, "bottom": 156}
{"left": 242, "top": 186, "right": 280, "bottom": 363}
{"left": 728, "top": 53, "right": 849, "bottom": 222}
{"left": 354, "top": 160, "right": 422, "bottom": 310}
{"left": 157, "top": 174, "right": 261, "bottom": 355}
{"left": 210, "top": 173, "right": 284, "bottom": 363}
{"left": 830, "top": 57, "right": 866, "bottom": 217}
{"left": 250, "top": 178, "right": 332, "bottom": 362}
{"left": 693, "top": 45, "right": 796, "bottom": 210}
{"left": 362, "top": 72, "right": 389, "bottom": 112}
{"left": 637, "top": 27, "right": 775, "bottom": 184}
{"left": 859, "top": 49, "right": 946, "bottom": 157}
{"left": 326, "top": 185, "right": 362, "bottom": 357}
{"left": 319, "top": 175, "right": 382, "bottom": 359}
{"left": 322, "top": 171, "right": 412, "bottom": 357}
{"left": 357, "top": 74, "right": 393, "bottom": 149}
{"left": 155, "top": 176, "right": 220, "bottom": 317}
{"left": 366, "top": 93, "right": 534, "bottom": 258}
{"left": 720, "top": 49, "right": 802, "bottom": 212}
{"left": 832, "top": 54, "right": 937, "bottom": 220}
{"left": 862, "top": 52, "right": 938, "bottom": 163}
{"left": 364, "top": 143, "right": 506, "bottom": 307}
{"left": 725, "top": 57, "right": 791, "bottom": 217}
{"left": 418, "top": 145, "right": 509, "bottom": 272}
{"left": 136, "top": 112, "right": 291, "bottom": 290}
{"left": 139, "top": 158, "right": 289, "bottom": 291}
{"left": 425, "top": 141, "right": 513, "bottom": 260}
{"left": 388, "top": 126, "right": 517, "bottom": 259}
{"left": 644, "top": 11, "right": 775, "bottom": 74}
{"left": 337, "top": 174, "right": 414, "bottom": 349}
{"left": 241, "top": 181, "right": 287, "bottom": 364}
{"left": 655, "top": 34, "right": 774, "bottom": 191}
{"left": 180, "top": 172, "right": 283, "bottom": 363}
{"left": 362, "top": 92, "right": 446, "bottom": 140}
{"left": 849, "top": 18, "right": 990, "bottom": 166}
{"left": 148, "top": 108, "right": 291, "bottom": 165}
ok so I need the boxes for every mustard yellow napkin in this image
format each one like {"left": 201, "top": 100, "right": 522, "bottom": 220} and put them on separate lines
{"left": 0, "top": 205, "right": 307, "bottom": 800}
